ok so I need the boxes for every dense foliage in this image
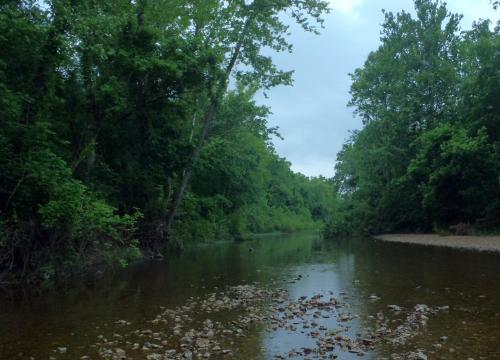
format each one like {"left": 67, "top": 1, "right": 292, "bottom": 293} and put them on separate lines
{"left": 0, "top": 0, "right": 334, "bottom": 282}
{"left": 326, "top": 0, "right": 500, "bottom": 237}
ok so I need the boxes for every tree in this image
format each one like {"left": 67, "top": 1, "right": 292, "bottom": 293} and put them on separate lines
{"left": 327, "top": 0, "right": 500, "bottom": 236}
{"left": 408, "top": 125, "right": 498, "bottom": 225}
{"left": 164, "top": 0, "right": 330, "bottom": 242}
{"left": 0, "top": 0, "right": 334, "bottom": 281}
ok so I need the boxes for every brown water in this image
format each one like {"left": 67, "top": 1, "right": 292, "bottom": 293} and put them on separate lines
{"left": 1, "top": 232, "right": 500, "bottom": 359}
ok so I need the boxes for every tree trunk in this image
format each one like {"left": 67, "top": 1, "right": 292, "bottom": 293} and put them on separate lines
{"left": 163, "top": 17, "right": 252, "bottom": 244}
{"left": 163, "top": 101, "right": 217, "bottom": 243}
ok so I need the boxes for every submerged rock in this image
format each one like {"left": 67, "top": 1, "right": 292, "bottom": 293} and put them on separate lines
{"left": 88, "top": 280, "right": 451, "bottom": 360}
{"left": 387, "top": 305, "right": 403, "bottom": 312}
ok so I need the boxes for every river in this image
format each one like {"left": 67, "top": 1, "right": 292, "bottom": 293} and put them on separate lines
{"left": 1, "top": 232, "right": 499, "bottom": 359}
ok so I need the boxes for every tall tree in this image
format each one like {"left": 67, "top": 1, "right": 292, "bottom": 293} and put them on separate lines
{"left": 328, "top": 0, "right": 500, "bottom": 236}
{"left": 164, "top": 0, "right": 330, "bottom": 241}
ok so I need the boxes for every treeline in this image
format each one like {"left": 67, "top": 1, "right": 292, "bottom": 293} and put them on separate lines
{"left": 325, "top": 0, "right": 500, "bottom": 237}
{"left": 0, "top": 0, "right": 334, "bottom": 281}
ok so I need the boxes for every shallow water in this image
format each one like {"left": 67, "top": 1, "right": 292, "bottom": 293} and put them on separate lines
{"left": 1, "top": 232, "right": 500, "bottom": 359}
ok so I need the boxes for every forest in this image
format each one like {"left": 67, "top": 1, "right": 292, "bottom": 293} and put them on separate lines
{"left": 325, "top": 0, "right": 500, "bottom": 237}
{"left": 0, "top": 0, "right": 335, "bottom": 282}
{"left": 2, "top": 1, "right": 500, "bottom": 359}
{"left": 1, "top": 0, "right": 499, "bottom": 284}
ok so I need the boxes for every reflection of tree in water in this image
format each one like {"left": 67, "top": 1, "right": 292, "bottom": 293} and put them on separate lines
{"left": 339, "top": 238, "right": 500, "bottom": 359}
{"left": 2, "top": 234, "right": 500, "bottom": 359}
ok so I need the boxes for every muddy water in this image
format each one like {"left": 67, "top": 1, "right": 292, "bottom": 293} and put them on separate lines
{"left": 1, "top": 232, "right": 500, "bottom": 359}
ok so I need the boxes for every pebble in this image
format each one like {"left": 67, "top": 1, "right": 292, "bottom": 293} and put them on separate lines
{"left": 87, "top": 282, "right": 450, "bottom": 360}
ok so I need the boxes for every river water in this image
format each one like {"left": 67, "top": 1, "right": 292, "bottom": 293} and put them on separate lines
{"left": 1, "top": 232, "right": 500, "bottom": 359}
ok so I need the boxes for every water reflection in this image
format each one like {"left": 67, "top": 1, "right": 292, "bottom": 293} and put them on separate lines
{"left": 1, "top": 232, "right": 500, "bottom": 359}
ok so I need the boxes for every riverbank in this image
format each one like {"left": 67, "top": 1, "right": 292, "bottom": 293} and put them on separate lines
{"left": 374, "top": 233, "right": 500, "bottom": 252}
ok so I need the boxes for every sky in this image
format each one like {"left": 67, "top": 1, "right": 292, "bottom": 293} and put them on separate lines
{"left": 257, "top": 0, "right": 499, "bottom": 178}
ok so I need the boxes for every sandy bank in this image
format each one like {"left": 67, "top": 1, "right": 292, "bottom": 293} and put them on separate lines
{"left": 374, "top": 233, "right": 500, "bottom": 252}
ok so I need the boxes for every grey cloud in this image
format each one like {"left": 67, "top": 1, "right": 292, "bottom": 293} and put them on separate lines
{"left": 255, "top": 0, "right": 497, "bottom": 177}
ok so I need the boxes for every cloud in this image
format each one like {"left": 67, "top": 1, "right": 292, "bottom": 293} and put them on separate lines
{"left": 291, "top": 158, "right": 336, "bottom": 178}
{"left": 263, "top": 0, "right": 497, "bottom": 177}
{"left": 445, "top": 0, "right": 499, "bottom": 28}
{"left": 328, "top": 0, "right": 364, "bottom": 20}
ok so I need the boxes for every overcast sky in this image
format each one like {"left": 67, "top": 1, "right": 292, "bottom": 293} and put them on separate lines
{"left": 257, "top": 0, "right": 499, "bottom": 178}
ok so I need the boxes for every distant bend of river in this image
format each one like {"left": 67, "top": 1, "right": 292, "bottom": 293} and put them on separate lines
{"left": 1, "top": 232, "right": 500, "bottom": 359}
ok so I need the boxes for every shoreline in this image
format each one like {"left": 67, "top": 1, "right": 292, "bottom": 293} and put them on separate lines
{"left": 374, "top": 233, "right": 500, "bottom": 252}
